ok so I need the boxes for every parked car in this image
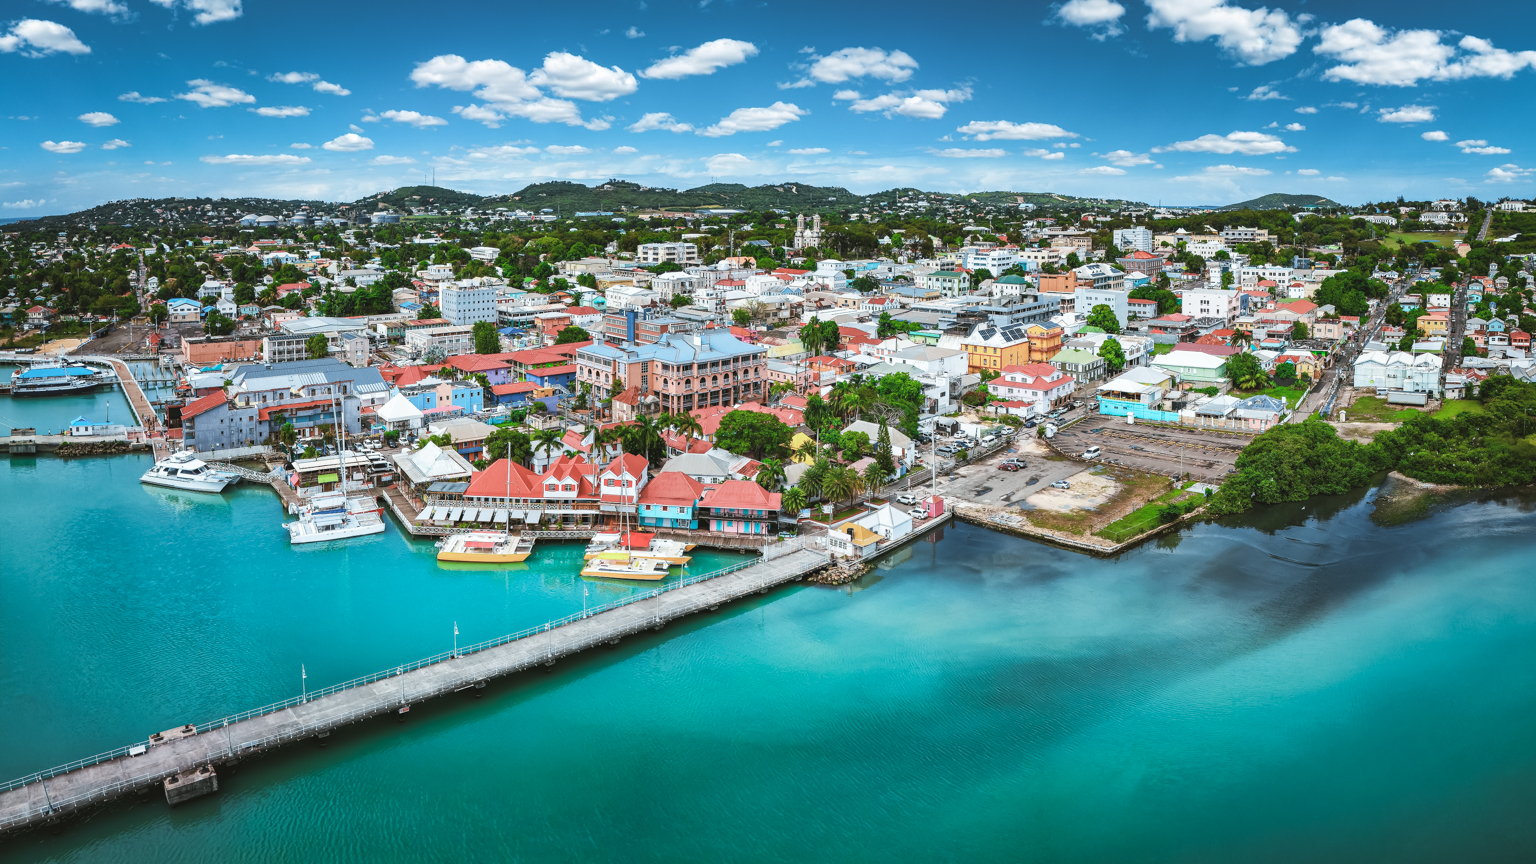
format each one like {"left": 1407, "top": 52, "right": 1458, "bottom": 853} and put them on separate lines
{"left": 997, "top": 462, "right": 1020, "bottom": 472}
{"left": 1051, "top": 480, "right": 1072, "bottom": 489}
{"left": 896, "top": 493, "right": 920, "bottom": 505}
{"left": 1082, "top": 446, "right": 1102, "bottom": 460}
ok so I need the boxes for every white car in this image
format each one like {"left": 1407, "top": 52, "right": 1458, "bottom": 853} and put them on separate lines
{"left": 896, "top": 493, "right": 920, "bottom": 506}
{"left": 1082, "top": 446, "right": 1102, "bottom": 460}
{"left": 1051, "top": 480, "right": 1072, "bottom": 489}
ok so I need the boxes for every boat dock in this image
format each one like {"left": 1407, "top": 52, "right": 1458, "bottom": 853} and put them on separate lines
{"left": 0, "top": 543, "right": 832, "bottom": 836}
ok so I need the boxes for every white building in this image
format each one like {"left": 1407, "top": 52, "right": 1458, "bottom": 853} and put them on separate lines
{"left": 991, "top": 362, "right": 1075, "bottom": 416}
{"left": 605, "top": 285, "right": 660, "bottom": 311}
{"left": 1112, "top": 226, "right": 1153, "bottom": 253}
{"left": 1353, "top": 350, "right": 1442, "bottom": 394}
{"left": 650, "top": 272, "right": 697, "bottom": 300}
{"left": 961, "top": 245, "right": 1019, "bottom": 274}
{"left": 405, "top": 324, "right": 475, "bottom": 357}
{"left": 1180, "top": 288, "right": 1241, "bottom": 324}
{"left": 440, "top": 282, "right": 498, "bottom": 327}
{"left": 1074, "top": 286, "right": 1130, "bottom": 329}
{"left": 636, "top": 242, "right": 700, "bottom": 266}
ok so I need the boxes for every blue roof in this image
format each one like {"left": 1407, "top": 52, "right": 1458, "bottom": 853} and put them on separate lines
{"left": 17, "top": 365, "right": 93, "bottom": 380}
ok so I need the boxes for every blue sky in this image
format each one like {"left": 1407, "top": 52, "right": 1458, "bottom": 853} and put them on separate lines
{"left": 4, "top": 0, "right": 1536, "bottom": 216}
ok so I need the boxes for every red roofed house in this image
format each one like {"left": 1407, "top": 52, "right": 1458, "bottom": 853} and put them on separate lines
{"left": 443, "top": 353, "right": 518, "bottom": 385}
{"left": 180, "top": 392, "right": 260, "bottom": 452}
{"left": 1127, "top": 297, "right": 1159, "bottom": 319}
{"left": 688, "top": 400, "right": 804, "bottom": 441}
{"left": 489, "top": 380, "right": 542, "bottom": 407}
{"left": 638, "top": 469, "right": 707, "bottom": 529}
{"left": 26, "top": 306, "right": 54, "bottom": 326}
{"left": 599, "top": 453, "right": 648, "bottom": 506}
{"left": 1148, "top": 313, "right": 1199, "bottom": 340}
{"left": 991, "top": 363, "right": 1075, "bottom": 416}
{"left": 698, "top": 479, "right": 781, "bottom": 535}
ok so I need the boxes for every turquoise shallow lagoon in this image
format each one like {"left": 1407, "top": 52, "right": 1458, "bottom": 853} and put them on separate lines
{"left": 3, "top": 455, "right": 1536, "bottom": 862}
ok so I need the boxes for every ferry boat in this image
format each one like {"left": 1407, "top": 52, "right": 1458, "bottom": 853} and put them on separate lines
{"left": 9, "top": 361, "right": 116, "bottom": 396}
{"left": 437, "top": 530, "right": 534, "bottom": 563}
{"left": 139, "top": 450, "right": 240, "bottom": 493}
{"left": 285, "top": 494, "right": 386, "bottom": 544}
{"left": 579, "top": 550, "right": 673, "bottom": 581}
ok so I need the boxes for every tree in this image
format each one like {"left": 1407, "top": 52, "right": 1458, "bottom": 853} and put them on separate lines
{"left": 873, "top": 419, "right": 896, "bottom": 478}
{"left": 1129, "top": 285, "right": 1180, "bottom": 316}
{"left": 841, "top": 429, "right": 871, "bottom": 461}
{"left": 874, "top": 372, "right": 926, "bottom": 437}
{"left": 530, "top": 427, "right": 564, "bottom": 464}
{"left": 669, "top": 294, "right": 692, "bottom": 310}
{"left": 877, "top": 311, "right": 897, "bottom": 338}
{"left": 1098, "top": 337, "right": 1126, "bottom": 374}
{"left": 483, "top": 427, "right": 533, "bottom": 465}
{"left": 472, "top": 321, "right": 500, "bottom": 354}
{"left": 554, "top": 325, "right": 591, "bottom": 345}
{"left": 798, "top": 315, "right": 841, "bottom": 357}
{"left": 715, "top": 410, "right": 793, "bottom": 460}
{"left": 417, "top": 304, "right": 441, "bottom": 320}
{"left": 203, "top": 311, "right": 235, "bottom": 336}
{"left": 1274, "top": 361, "right": 1297, "bottom": 382}
{"left": 1227, "top": 352, "right": 1270, "bottom": 391}
{"left": 278, "top": 421, "right": 297, "bottom": 448}
{"left": 862, "top": 458, "right": 888, "bottom": 489}
{"left": 781, "top": 485, "right": 807, "bottom": 515}
{"left": 1463, "top": 335, "right": 1479, "bottom": 357}
{"left": 755, "top": 458, "right": 786, "bottom": 492}
{"left": 820, "top": 464, "right": 857, "bottom": 510}
{"left": 732, "top": 307, "right": 752, "bottom": 328}
{"left": 621, "top": 414, "right": 667, "bottom": 466}
{"left": 1292, "top": 321, "right": 1310, "bottom": 340}
{"left": 667, "top": 410, "right": 704, "bottom": 442}
{"left": 1086, "top": 304, "right": 1121, "bottom": 334}
{"left": 305, "top": 333, "right": 330, "bottom": 359}
{"left": 148, "top": 304, "right": 168, "bottom": 325}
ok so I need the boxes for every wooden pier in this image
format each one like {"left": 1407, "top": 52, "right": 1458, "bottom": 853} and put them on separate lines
{"left": 0, "top": 544, "right": 831, "bottom": 836}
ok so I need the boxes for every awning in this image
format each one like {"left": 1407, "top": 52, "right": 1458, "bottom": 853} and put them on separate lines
{"left": 317, "top": 473, "right": 339, "bottom": 483}
{"left": 476, "top": 508, "right": 493, "bottom": 522}
{"left": 493, "top": 509, "right": 509, "bottom": 523}
{"left": 449, "top": 507, "right": 464, "bottom": 522}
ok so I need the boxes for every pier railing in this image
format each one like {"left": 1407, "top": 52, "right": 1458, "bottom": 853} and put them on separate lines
{"left": 0, "top": 541, "right": 811, "bottom": 796}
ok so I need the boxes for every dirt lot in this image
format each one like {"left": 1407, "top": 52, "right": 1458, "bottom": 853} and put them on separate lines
{"left": 1052, "top": 419, "right": 1251, "bottom": 482}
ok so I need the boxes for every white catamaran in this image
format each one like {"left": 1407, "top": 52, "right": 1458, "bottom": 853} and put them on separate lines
{"left": 284, "top": 394, "right": 385, "bottom": 544}
{"left": 139, "top": 450, "right": 240, "bottom": 493}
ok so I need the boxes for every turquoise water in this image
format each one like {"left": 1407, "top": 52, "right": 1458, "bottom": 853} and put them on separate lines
{"left": 0, "top": 365, "right": 134, "bottom": 434}
{"left": 3, "top": 457, "right": 1536, "bottom": 861}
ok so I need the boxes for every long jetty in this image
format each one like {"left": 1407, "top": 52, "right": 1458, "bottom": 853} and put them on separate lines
{"left": 0, "top": 544, "right": 831, "bottom": 836}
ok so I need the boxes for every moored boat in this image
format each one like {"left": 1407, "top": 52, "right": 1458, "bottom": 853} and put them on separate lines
{"left": 579, "top": 550, "right": 672, "bottom": 581}
{"left": 286, "top": 494, "right": 386, "bottom": 544}
{"left": 624, "top": 532, "right": 692, "bottom": 566}
{"left": 583, "top": 532, "right": 624, "bottom": 560}
{"left": 139, "top": 450, "right": 239, "bottom": 493}
{"left": 9, "top": 361, "right": 116, "bottom": 396}
{"left": 437, "top": 530, "right": 534, "bottom": 563}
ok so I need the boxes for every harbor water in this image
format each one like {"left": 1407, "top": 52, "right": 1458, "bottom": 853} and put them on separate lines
{"left": 3, "top": 455, "right": 1536, "bottom": 861}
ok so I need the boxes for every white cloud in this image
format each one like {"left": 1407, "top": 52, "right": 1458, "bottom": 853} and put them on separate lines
{"left": 699, "top": 102, "right": 805, "bottom": 137}
{"left": 957, "top": 120, "right": 1078, "bottom": 141}
{"left": 1155, "top": 130, "right": 1294, "bottom": 155}
{"left": 1082, "top": 165, "right": 1126, "bottom": 175}
{"left": 464, "top": 144, "right": 540, "bottom": 160}
{"left": 44, "top": 0, "right": 129, "bottom": 16}
{"left": 1203, "top": 164, "right": 1271, "bottom": 175}
{"left": 119, "top": 91, "right": 167, "bottom": 104}
{"left": 1377, "top": 105, "right": 1435, "bottom": 123}
{"left": 0, "top": 19, "right": 91, "bottom": 56}
{"left": 1485, "top": 164, "right": 1533, "bottom": 184}
{"left": 1100, "top": 149, "right": 1153, "bottom": 166}
{"left": 836, "top": 87, "right": 970, "bottom": 119}
{"left": 252, "top": 106, "right": 310, "bottom": 118}
{"left": 640, "top": 38, "right": 757, "bottom": 79}
{"left": 1144, "top": 0, "right": 1307, "bottom": 66}
{"left": 1284, "top": 122, "right": 1305, "bottom": 131}
{"left": 78, "top": 111, "right": 119, "bottom": 127}
{"left": 1457, "top": 139, "right": 1512, "bottom": 155}
{"left": 932, "top": 148, "right": 1006, "bottom": 158}
{"left": 146, "top": 0, "right": 242, "bottom": 24}
{"left": 40, "top": 140, "right": 87, "bottom": 153}
{"left": 545, "top": 145, "right": 591, "bottom": 155}
{"left": 1421, "top": 130, "right": 1449, "bottom": 141}
{"left": 1326, "top": 176, "right": 1348, "bottom": 182}
{"left": 101, "top": 138, "right": 130, "bottom": 149}
{"left": 1244, "top": 84, "right": 1286, "bottom": 100}
{"left": 625, "top": 26, "right": 644, "bottom": 39}
{"left": 411, "top": 54, "right": 609, "bottom": 129}
{"left": 530, "top": 52, "right": 637, "bottom": 101}
{"left": 290, "top": 142, "right": 313, "bottom": 149}
{"left": 1054, "top": 0, "right": 1126, "bottom": 39}
{"left": 1316, "top": 20, "right": 1536, "bottom": 87}
{"left": 1295, "top": 106, "right": 1317, "bottom": 114}
{"left": 787, "top": 147, "right": 830, "bottom": 154}
{"left": 322, "top": 133, "right": 374, "bottom": 152}
{"left": 802, "top": 47, "right": 918, "bottom": 84}
{"left": 1022, "top": 149, "right": 1067, "bottom": 160}
{"left": 2, "top": 199, "right": 47, "bottom": 209}
{"left": 381, "top": 109, "right": 447, "bottom": 127}
{"left": 270, "top": 71, "right": 351, "bottom": 96}
{"left": 705, "top": 153, "right": 752, "bottom": 173}
{"left": 612, "top": 145, "right": 638, "bottom": 154}
{"left": 200, "top": 153, "right": 311, "bottom": 165}
{"left": 370, "top": 155, "right": 417, "bottom": 165}
{"left": 175, "top": 79, "right": 254, "bottom": 108}
{"left": 1297, "top": 168, "right": 1320, "bottom": 175}
{"left": 628, "top": 112, "right": 694, "bottom": 133}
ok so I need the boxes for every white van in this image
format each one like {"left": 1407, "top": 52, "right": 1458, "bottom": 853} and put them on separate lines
{"left": 1082, "top": 446, "right": 1102, "bottom": 460}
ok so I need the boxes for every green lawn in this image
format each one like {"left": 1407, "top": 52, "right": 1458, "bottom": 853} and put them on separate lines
{"left": 1431, "top": 400, "right": 1486, "bottom": 420}
{"left": 1233, "top": 385, "right": 1306, "bottom": 407}
{"left": 1152, "top": 343, "right": 1174, "bottom": 355}
{"left": 1383, "top": 231, "right": 1454, "bottom": 248}
{"left": 1345, "top": 396, "right": 1422, "bottom": 423}
{"left": 1095, "top": 484, "right": 1200, "bottom": 543}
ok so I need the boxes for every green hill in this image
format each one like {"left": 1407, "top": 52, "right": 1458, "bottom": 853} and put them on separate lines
{"left": 1222, "top": 193, "right": 1341, "bottom": 211}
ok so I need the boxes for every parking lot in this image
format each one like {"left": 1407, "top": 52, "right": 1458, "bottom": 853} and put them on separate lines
{"left": 1051, "top": 418, "right": 1251, "bottom": 481}
{"left": 924, "top": 427, "right": 1089, "bottom": 509}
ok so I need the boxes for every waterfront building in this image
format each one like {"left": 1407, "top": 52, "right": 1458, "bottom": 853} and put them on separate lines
{"left": 574, "top": 331, "right": 768, "bottom": 413}
{"left": 698, "top": 480, "right": 781, "bottom": 535}
{"left": 637, "top": 471, "right": 706, "bottom": 530}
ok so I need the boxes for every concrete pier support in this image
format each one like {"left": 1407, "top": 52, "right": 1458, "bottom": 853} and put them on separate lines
{"left": 163, "top": 766, "right": 218, "bottom": 806}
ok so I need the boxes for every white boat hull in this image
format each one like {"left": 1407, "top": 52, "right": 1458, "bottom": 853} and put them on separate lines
{"left": 286, "top": 517, "right": 386, "bottom": 544}
{"left": 140, "top": 473, "right": 234, "bottom": 493}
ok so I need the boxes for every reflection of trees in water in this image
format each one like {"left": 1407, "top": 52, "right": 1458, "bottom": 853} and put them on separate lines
{"left": 1155, "top": 532, "right": 1183, "bottom": 552}
{"left": 1213, "top": 475, "right": 1379, "bottom": 535}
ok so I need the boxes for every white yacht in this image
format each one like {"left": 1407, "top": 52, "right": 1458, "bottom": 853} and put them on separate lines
{"left": 139, "top": 451, "right": 239, "bottom": 493}
{"left": 285, "top": 494, "right": 386, "bottom": 544}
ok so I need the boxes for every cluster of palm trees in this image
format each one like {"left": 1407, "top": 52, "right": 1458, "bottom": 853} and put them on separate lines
{"left": 524, "top": 410, "right": 708, "bottom": 470}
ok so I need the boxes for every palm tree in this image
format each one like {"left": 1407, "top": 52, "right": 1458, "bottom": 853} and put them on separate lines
{"left": 530, "top": 427, "right": 564, "bottom": 466}
{"left": 781, "top": 485, "right": 807, "bottom": 515}
{"left": 800, "top": 457, "right": 830, "bottom": 501}
{"left": 862, "top": 459, "right": 888, "bottom": 491}
{"left": 821, "top": 465, "right": 856, "bottom": 511}
{"left": 624, "top": 414, "right": 666, "bottom": 465}
{"left": 592, "top": 423, "right": 625, "bottom": 461}
{"left": 755, "top": 458, "right": 786, "bottom": 492}
{"left": 668, "top": 410, "right": 704, "bottom": 442}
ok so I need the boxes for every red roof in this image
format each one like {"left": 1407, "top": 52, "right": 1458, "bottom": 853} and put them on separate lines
{"left": 491, "top": 381, "right": 540, "bottom": 395}
{"left": 700, "top": 479, "right": 780, "bottom": 511}
{"left": 1279, "top": 300, "right": 1318, "bottom": 314}
{"left": 257, "top": 397, "right": 341, "bottom": 421}
{"left": 638, "top": 470, "right": 707, "bottom": 506}
{"left": 1001, "top": 362, "right": 1063, "bottom": 378}
{"left": 604, "top": 452, "right": 648, "bottom": 478}
{"left": 1128, "top": 250, "right": 1162, "bottom": 259}
{"left": 662, "top": 430, "right": 712, "bottom": 454}
{"left": 464, "top": 458, "right": 546, "bottom": 499}
{"left": 406, "top": 318, "right": 451, "bottom": 328}
{"left": 525, "top": 364, "right": 576, "bottom": 377}
{"left": 181, "top": 391, "right": 228, "bottom": 419}
{"left": 564, "top": 306, "right": 600, "bottom": 316}
{"left": 689, "top": 401, "right": 803, "bottom": 436}
{"left": 444, "top": 354, "right": 515, "bottom": 373}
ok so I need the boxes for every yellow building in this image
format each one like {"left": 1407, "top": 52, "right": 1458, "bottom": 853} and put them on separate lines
{"left": 961, "top": 324, "right": 1032, "bottom": 373}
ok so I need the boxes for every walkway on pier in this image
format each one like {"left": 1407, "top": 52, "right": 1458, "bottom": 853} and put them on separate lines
{"left": 0, "top": 545, "right": 829, "bottom": 835}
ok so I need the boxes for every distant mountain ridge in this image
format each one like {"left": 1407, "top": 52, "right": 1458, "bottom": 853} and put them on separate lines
{"left": 1221, "top": 193, "right": 1341, "bottom": 211}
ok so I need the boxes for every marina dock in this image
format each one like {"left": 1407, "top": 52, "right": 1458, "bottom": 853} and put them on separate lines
{"left": 0, "top": 543, "right": 834, "bottom": 836}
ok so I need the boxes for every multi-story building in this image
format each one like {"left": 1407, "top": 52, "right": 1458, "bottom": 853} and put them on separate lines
{"left": 991, "top": 363, "right": 1076, "bottom": 415}
{"left": 181, "top": 358, "right": 389, "bottom": 452}
{"left": 1180, "top": 288, "right": 1241, "bottom": 324}
{"left": 439, "top": 282, "right": 498, "bottom": 327}
{"left": 574, "top": 330, "right": 768, "bottom": 414}
{"left": 1218, "top": 226, "right": 1273, "bottom": 245}
{"left": 961, "top": 323, "right": 1031, "bottom": 373}
{"left": 1115, "top": 250, "right": 1165, "bottom": 277}
{"left": 1074, "top": 286, "right": 1130, "bottom": 330}
{"left": 636, "top": 242, "right": 700, "bottom": 266}
{"left": 405, "top": 324, "right": 475, "bottom": 357}
{"left": 916, "top": 269, "right": 971, "bottom": 297}
{"left": 1112, "top": 226, "right": 1154, "bottom": 253}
